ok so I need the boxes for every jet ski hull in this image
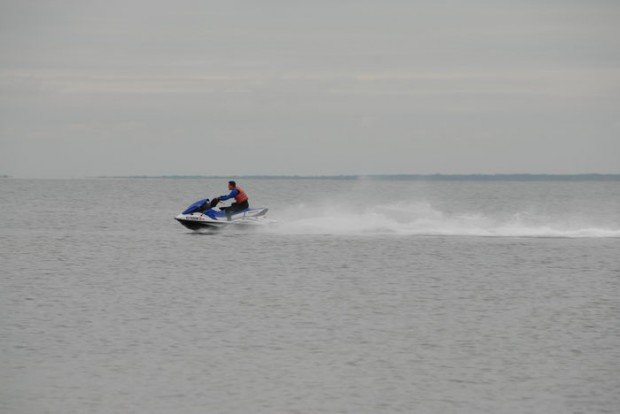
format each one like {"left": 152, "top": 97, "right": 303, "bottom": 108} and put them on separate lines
{"left": 175, "top": 208, "right": 268, "bottom": 230}
{"left": 175, "top": 216, "right": 224, "bottom": 230}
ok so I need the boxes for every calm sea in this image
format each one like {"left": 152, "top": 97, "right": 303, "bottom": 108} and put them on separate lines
{"left": 1, "top": 177, "right": 619, "bottom": 413}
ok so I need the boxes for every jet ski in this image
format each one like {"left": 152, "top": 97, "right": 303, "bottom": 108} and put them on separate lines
{"left": 175, "top": 198, "right": 268, "bottom": 230}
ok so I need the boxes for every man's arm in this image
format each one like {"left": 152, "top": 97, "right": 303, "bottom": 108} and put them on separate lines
{"left": 218, "top": 189, "right": 239, "bottom": 201}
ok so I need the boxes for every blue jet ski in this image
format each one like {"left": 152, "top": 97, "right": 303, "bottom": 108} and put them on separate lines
{"left": 175, "top": 198, "right": 268, "bottom": 230}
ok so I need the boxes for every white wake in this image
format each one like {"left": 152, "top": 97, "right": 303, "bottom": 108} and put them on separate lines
{"left": 266, "top": 202, "right": 620, "bottom": 237}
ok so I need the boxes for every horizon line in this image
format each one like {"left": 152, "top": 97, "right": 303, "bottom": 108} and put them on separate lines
{"left": 3, "top": 173, "right": 620, "bottom": 180}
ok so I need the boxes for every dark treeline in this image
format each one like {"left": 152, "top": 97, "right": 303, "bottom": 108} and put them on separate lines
{"left": 99, "top": 174, "right": 620, "bottom": 181}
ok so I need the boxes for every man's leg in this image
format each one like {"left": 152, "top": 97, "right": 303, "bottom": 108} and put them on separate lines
{"left": 237, "top": 200, "right": 249, "bottom": 211}
{"left": 225, "top": 201, "right": 249, "bottom": 221}
{"left": 225, "top": 203, "right": 237, "bottom": 221}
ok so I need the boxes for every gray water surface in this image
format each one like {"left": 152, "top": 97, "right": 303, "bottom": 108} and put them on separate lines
{"left": 1, "top": 178, "right": 619, "bottom": 413}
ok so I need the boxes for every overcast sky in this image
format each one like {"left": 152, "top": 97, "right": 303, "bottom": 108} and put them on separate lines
{"left": 1, "top": 0, "right": 619, "bottom": 177}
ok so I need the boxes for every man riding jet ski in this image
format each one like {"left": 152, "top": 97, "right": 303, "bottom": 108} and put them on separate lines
{"left": 213, "top": 181, "right": 249, "bottom": 218}
{"left": 175, "top": 181, "right": 268, "bottom": 230}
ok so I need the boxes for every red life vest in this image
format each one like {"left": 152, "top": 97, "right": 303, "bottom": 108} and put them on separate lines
{"left": 234, "top": 186, "right": 249, "bottom": 203}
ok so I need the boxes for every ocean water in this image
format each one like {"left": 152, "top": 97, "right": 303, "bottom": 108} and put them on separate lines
{"left": 1, "top": 177, "right": 619, "bottom": 413}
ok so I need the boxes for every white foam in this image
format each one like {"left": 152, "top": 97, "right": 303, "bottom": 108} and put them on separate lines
{"left": 266, "top": 201, "right": 620, "bottom": 238}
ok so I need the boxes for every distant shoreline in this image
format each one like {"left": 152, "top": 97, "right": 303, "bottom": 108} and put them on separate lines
{"left": 3, "top": 174, "right": 620, "bottom": 181}
{"left": 92, "top": 174, "right": 620, "bottom": 181}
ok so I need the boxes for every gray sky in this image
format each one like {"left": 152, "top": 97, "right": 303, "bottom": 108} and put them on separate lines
{"left": 1, "top": 0, "right": 619, "bottom": 178}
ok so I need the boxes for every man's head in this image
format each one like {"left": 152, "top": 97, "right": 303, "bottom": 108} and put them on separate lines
{"left": 228, "top": 181, "right": 236, "bottom": 190}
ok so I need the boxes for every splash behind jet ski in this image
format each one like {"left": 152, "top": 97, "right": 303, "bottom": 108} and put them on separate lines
{"left": 175, "top": 198, "right": 268, "bottom": 230}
